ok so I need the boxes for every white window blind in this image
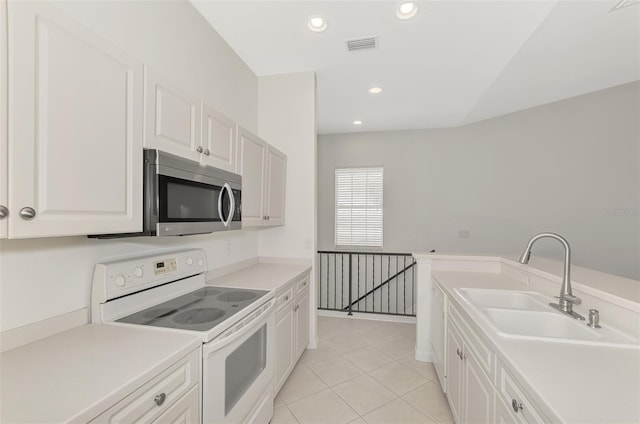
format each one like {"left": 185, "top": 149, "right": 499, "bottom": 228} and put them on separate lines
{"left": 335, "top": 167, "right": 383, "bottom": 247}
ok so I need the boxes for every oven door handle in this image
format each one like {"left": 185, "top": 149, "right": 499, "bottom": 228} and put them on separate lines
{"left": 217, "top": 183, "right": 235, "bottom": 228}
{"left": 203, "top": 299, "right": 275, "bottom": 357}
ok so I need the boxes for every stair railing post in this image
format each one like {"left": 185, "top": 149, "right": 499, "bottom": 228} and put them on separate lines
{"left": 348, "top": 253, "right": 353, "bottom": 316}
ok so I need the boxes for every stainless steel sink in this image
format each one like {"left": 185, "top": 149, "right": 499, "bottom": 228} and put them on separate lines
{"left": 455, "top": 288, "right": 639, "bottom": 348}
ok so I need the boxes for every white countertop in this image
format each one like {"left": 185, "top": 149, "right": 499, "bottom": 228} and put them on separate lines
{"left": 432, "top": 270, "right": 640, "bottom": 424}
{"left": 206, "top": 262, "right": 311, "bottom": 292}
{"left": 0, "top": 324, "right": 201, "bottom": 423}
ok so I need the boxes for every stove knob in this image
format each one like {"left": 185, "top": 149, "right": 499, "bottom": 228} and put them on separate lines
{"left": 196, "top": 258, "right": 204, "bottom": 267}
{"left": 133, "top": 267, "right": 143, "bottom": 278}
{"left": 114, "top": 274, "right": 126, "bottom": 287}
{"left": 186, "top": 257, "right": 194, "bottom": 266}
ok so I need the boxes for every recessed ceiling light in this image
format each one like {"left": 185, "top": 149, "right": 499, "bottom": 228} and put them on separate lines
{"left": 397, "top": 2, "right": 418, "bottom": 20}
{"left": 368, "top": 87, "right": 382, "bottom": 94}
{"left": 353, "top": 120, "right": 363, "bottom": 125}
{"left": 308, "top": 16, "right": 327, "bottom": 32}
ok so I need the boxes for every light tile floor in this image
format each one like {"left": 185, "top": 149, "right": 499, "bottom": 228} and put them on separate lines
{"left": 272, "top": 316, "right": 454, "bottom": 424}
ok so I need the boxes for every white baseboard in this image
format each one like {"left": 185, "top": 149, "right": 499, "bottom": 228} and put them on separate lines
{"left": 414, "top": 347, "right": 433, "bottom": 362}
{"left": 317, "top": 309, "right": 416, "bottom": 324}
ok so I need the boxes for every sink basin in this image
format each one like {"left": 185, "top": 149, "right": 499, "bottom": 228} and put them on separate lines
{"left": 455, "top": 288, "right": 639, "bottom": 348}
{"left": 456, "top": 288, "right": 548, "bottom": 311}
{"left": 483, "top": 308, "right": 638, "bottom": 347}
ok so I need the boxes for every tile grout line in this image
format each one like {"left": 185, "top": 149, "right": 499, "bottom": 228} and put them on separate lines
{"left": 277, "top": 317, "right": 442, "bottom": 424}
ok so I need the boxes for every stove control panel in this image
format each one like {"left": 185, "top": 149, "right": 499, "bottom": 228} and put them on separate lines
{"left": 92, "top": 249, "right": 207, "bottom": 305}
{"left": 153, "top": 258, "right": 177, "bottom": 275}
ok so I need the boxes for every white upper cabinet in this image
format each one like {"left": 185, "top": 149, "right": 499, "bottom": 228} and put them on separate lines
{"left": 7, "top": 1, "right": 143, "bottom": 238}
{"left": 0, "top": 0, "right": 8, "bottom": 238}
{"left": 144, "top": 67, "right": 201, "bottom": 162}
{"left": 265, "top": 145, "right": 286, "bottom": 227}
{"left": 237, "top": 126, "right": 267, "bottom": 227}
{"left": 201, "top": 103, "right": 237, "bottom": 172}
{"left": 236, "top": 126, "right": 286, "bottom": 228}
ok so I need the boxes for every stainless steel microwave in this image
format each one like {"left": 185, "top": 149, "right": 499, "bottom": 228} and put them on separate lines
{"left": 91, "top": 149, "right": 241, "bottom": 238}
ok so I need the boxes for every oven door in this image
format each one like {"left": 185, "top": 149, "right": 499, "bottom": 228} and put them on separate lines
{"left": 202, "top": 300, "right": 275, "bottom": 424}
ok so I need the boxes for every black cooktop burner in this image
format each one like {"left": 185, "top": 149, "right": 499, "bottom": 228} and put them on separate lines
{"left": 117, "top": 286, "right": 269, "bottom": 332}
{"left": 173, "top": 308, "right": 225, "bottom": 325}
{"left": 217, "top": 291, "right": 257, "bottom": 302}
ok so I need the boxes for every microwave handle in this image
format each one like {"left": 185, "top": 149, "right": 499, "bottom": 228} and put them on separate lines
{"left": 218, "top": 183, "right": 235, "bottom": 227}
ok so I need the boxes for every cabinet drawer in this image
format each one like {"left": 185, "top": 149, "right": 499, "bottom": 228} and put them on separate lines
{"left": 152, "top": 384, "right": 200, "bottom": 424}
{"left": 498, "top": 365, "right": 546, "bottom": 424}
{"left": 91, "top": 348, "right": 200, "bottom": 424}
{"left": 295, "top": 276, "right": 309, "bottom": 295}
{"left": 449, "top": 303, "right": 494, "bottom": 377}
{"left": 276, "top": 286, "right": 294, "bottom": 312}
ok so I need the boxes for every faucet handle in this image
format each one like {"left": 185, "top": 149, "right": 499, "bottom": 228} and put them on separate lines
{"left": 557, "top": 294, "right": 582, "bottom": 305}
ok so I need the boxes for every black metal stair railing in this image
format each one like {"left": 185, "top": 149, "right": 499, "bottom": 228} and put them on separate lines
{"left": 317, "top": 251, "right": 416, "bottom": 317}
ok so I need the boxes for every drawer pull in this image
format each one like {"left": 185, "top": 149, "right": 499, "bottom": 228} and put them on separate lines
{"left": 512, "top": 399, "right": 523, "bottom": 413}
{"left": 284, "top": 295, "right": 289, "bottom": 301}
{"left": 154, "top": 393, "right": 166, "bottom": 407}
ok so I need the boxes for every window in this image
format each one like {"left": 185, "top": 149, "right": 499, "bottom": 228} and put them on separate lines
{"left": 335, "top": 167, "right": 383, "bottom": 247}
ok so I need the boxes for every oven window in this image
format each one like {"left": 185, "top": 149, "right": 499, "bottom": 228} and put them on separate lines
{"left": 225, "top": 324, "right": 267, "bottom": 415}
{"left": 159, "top": 175, "right": 222, "bottom": 222}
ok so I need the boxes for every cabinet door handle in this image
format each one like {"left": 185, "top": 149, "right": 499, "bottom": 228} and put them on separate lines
{"left": 19, "top": 207, "right": 36, "bottom": 220}
{"left": 511, "top": 399, "right": 523, "bottom": 413}
{"left": 154, "top": 393, "right": 166, "bottom": 406}
{"left": 196, "top": 146, "right": 204, "bottom": 153}
{"left": 204, "top": 149, "right": 210, "bottom": 156}
{"left": 295, "top": 305, "right": 299, "bottom": 312}
{"left": 0, "top": 205, "right": 8, "bottom": 219}
{"left": 284, "top": 295, "right": 289, "bottom": 301}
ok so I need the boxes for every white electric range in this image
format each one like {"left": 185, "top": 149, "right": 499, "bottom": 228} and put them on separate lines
{"left": 91, "top": 249, "right": 275, "bottom": 424}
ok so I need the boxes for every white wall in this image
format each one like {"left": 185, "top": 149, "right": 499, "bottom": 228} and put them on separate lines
{"left": 258, "top": 72, "right": 317, "bottom": 259}
{"left": 318, "top": 82, "right": 640, "bottom": 280}
{"left": 257, "top": 71, "right": 317, "bottom": 345}
{"left": 0, "top": 0, "right": 260, "bottom": 332}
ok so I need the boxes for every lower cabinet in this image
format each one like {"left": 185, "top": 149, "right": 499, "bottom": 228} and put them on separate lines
{"left": 275, "top": 296, "right": 294, "bottom": 392}
{"left": 438, "top": 280, "right": 548, "bottom": 424}
{"left": 274, "top": 273, "right": 310, "bottom": 394}
{"left": 90, "top": 348, "right": 201, "bottom": 424}
{"left": 446, "top": 320, "right": 494, "bottom": 424}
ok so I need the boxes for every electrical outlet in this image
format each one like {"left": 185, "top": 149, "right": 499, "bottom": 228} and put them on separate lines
{"left": 458, "top": 230, "right": 470, "bottom": 239}
{"left": 520, "top": 274, "right": 530, "bottom": 287}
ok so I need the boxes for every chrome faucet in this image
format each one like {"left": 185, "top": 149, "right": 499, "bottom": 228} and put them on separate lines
{"left": 518, "top": 233, "right": 585, "bottom": 320}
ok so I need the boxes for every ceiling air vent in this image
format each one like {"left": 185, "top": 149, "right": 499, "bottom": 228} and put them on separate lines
{"left": 346, "top": 36, "right": 378, "bottom": 52}
{"left": 610, "top": 0, "right": 640, "bottom": 11}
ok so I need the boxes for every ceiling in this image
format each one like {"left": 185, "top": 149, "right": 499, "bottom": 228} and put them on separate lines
{"left": 191, "top": 0, "right": 640, "bottom": 134}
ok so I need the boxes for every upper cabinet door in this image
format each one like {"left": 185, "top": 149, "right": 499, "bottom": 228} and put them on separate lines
{"left": 237, "top": 126, "right": 267, "bottom": 227}
{"left": 201, "top": 103, "right": 236, "bottom": 172}
{"left": 0, "top": 0, "right": 7, "bottom": 238}
{"left": 8, "top": 1, "right": 143, "bottom": 238}
{"left": 266, "top": 145, "right": 286, "bottom": 226}
{"left": 144, "top": 66, "right": 200, "bottom": 162}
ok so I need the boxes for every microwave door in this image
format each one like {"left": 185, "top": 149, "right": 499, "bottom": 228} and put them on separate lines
{"left": 156, "top": 175, "right": 228, "bottom": 236}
